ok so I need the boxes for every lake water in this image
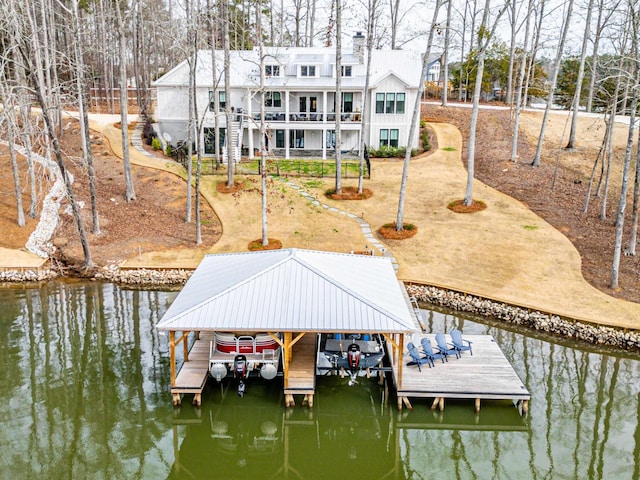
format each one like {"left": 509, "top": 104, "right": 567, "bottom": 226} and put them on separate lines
{"left": 1, "top": 281, "right": 639, "bottom": 479}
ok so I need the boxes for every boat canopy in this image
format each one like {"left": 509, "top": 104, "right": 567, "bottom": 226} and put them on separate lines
{"left": 156, "top": 248, "right": 419, "bottom": 334}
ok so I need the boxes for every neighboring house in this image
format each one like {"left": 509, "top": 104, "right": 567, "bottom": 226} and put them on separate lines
{"left": 153, "top": 33, "right": 423, "bottom": 162}
{"left": 426, "top": 55, "right": 441, "bottom": 83}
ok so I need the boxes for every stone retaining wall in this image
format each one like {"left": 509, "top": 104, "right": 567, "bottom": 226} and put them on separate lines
{"left": 94, "top": 266, "right": 193, "bottom": 286}
{"left": 0, "top": 269, "right": 58, "bottom": 283}
{"left": 407, "top": 284, "right": 640, "bottom": 352}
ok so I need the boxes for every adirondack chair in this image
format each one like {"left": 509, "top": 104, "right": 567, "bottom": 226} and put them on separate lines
{"left": 450, "top": 329, "right": 473, "bottom": 356}
{"left": 435, "top": 333, "right": 460, "bottom": 361}
{"left": 420, "top": 337, "right": 446, "bottom": 365}
{"left": 406, "top": 342, "right": 432, "bottom": 371}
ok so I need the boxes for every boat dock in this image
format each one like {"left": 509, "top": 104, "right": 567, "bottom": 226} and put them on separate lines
{"left": 170, "top": 332, "right": 214, "bottom": 406}
{"left": 283, "top": 333, "right": 317, "bottom": 408}
{"left": 390, "top": 334, "right": 530, "bottom": 413}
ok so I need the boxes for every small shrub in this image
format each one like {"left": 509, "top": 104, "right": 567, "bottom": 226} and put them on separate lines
{"left": 421, "top": 130, "right": 431, "bottom": 151}
{"left": 164, "top": 144, "right": 172, "bottom": 157}
{"left": 151, "top": 137, "right": 162, "bottom": 151}
{"left": 368, "top": 145, "right": 414, "bottom": 158}
{"left": 420, "top": 119, "right": 426, "bottom": 128}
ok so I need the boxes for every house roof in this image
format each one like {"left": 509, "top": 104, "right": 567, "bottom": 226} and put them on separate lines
{"left": 156, "top": 248, "right": 420, "bottom": 333}
{"left": 153, "top": 47, "right": 426, "bottom": 91}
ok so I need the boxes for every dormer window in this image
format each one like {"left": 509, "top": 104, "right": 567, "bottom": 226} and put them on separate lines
{"left": 341, "top": 65, "right": 352, "bottom": 77}
{"left": 299, "top": 65, "right": 317, "bottom": 77}
{"left": 265, "top": 65, "right": 280, "bottom": 77}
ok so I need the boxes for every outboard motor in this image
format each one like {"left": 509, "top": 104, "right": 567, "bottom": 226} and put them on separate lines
{"left": 347, "top": 343, "right": 361, "bottom": 372}
{"left": 234, "top": 354, "right": 247, "bottom": 397}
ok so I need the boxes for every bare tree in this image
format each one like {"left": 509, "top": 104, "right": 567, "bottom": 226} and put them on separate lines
{"left": 223, "top": 0, "right": 235, "bottom": 187}
{"left": 115, "top": 0, "right": 136, "bottom": 201}
{"left": 510, "top": 0, "right": 534, "bottom": 161}
{"left": 396, "top": 0, "right": 443, "bottom": 230}
{"left": 257, "top": 3, "right": 269, "bottom": 246}
{"left": 463, "top": 0, "right": 509, "bottom": 205}
{"left": 334, "top": 0, "right": 343, "bottom": 195}
{"left": 565, "top": 0, "right": 595, "bottom": 150}
{"left": 441, "top": 0, "right": 453, "bottom": 107}
{"left": 531, "top": 0, "right": 574, "bottom": 167}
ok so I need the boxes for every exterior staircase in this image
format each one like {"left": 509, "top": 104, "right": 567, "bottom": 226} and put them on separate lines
{"left": 222, "top": 120, "right": 242, "bottom": 164}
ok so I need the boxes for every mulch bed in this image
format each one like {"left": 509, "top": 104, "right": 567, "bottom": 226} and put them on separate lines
{"left": 378, "top": 223, "right": 418, "bottom": 240}
{"left": 325, "top": 186, "right": 373, "bottom": 200}
{"left": 248, "top": 238, "right": 283, "bottom": 251}
{"left": 217, "top": 180, "right": 245, "bottom": 194}
{"left": 447, "top": 199, "right": 487, "bottom": 213}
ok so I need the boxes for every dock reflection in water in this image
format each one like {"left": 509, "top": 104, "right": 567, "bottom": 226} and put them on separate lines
{"left": 168, "top": 374, "right": 528, "bottom": 479}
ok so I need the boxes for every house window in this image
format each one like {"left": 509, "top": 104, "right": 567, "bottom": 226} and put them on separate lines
{"left": 275, "top": 129, "right": 285, "bottom": 148}
{"left": 204, "top": 127, "right": 225, "bottom": 154}
{"left": 342, "top": 92, "right": 353, "bottom": 113}
{"left": 379, "top": 129, "right": 399, "bottom": 148}
{"left": 341, "top": 65, "right": 352, "bottom": 77}
{"left": 376, "top": 92, "right": 405, "bottom": 114}
{"left": 290, "top": 129, "right": 305, "bottom": 148}
{"left": 218, "top": 91, "right": 226, "bottom": 111}
{"left": 375, "top": 93, "right": 385, "bottom": 113}
{"left": 265, "top": 65, "right": 280, "bottom": 77}
{"left": 300, "top": 65, "right": 317, "bottom": 77}
{"left": 396, "top": 93, "right": 405, "bottom": 114}
{"left": 386, "top": 93, "right": 395, "bottom": 113}
{"left": 265, "top": 91, "right": 281, "bottom": 108}
{"left": 326, "top": 130, "right": 336, "bottom": 148}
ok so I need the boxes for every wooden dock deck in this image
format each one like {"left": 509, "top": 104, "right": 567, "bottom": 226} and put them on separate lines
{"left": 284, "top": 333, "right": 317, "bottom": 408}
{"left": 171, "top": 332, "right": 214, "bottom": 406}
{"left": 390, "top": 335, "right": 530, "bottom": 413}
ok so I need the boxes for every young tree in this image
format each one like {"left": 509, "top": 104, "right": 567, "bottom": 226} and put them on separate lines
{"left": 510, "top": 0, "right": 534, "bottom": 162}
{"left": 396, "top": 0, "right": 443, "bottom": 230}
{"left": 463, "top": 0, "right": 509, "bottom": 206}
{"left": 223, "top": 0, "right": 235, "bottom": 187}
{"left": 565, "top": 0, "right": 594, "bottom": 150}
{"left": 115, "top": 0, "right": 136, "bottom": 201}
{"left": 257, "top": 3, "right": 269, "bottom": 246}
{"left": 358, "top": 1, "right": 379, "bottom": 194}
{"left": 334, "top": 0, "right": 343, "bottom": 195}
{"left": 531, "top": 0, "right": 574, "bottom": 167}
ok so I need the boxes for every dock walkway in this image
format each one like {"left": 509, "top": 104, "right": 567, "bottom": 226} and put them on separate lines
{"left": 171, "top": 332, "right": 214, "bottom": 406}
{"left": 391, "top": 334, "right": 530, "bottom": 413}
{"left": 284, "top": 333, "right": 317, "bottom": 408}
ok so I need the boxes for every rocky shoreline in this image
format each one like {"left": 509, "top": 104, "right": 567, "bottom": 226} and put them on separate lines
{"left": 406, "top": 284, "right": 640, "bottom": 352}
{"left": 2, "top": 266, "right": 639, "bottom": 352}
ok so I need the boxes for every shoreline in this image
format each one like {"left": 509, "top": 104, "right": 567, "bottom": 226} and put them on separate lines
{"left": 3, "top": 265, "right": 639, "bottom": 352}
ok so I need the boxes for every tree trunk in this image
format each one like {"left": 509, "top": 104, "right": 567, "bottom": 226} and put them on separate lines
{"left": 358, "top": 0, "right": 378, "bottom": 194}
{"left": 223, "top": 0, "right": 234, "bottom": 187}
{"left": 463, "top": 0, "right": 509, "bottom": 205}
{"left": 115, "top": 0, "right": 136, "bottom": 201}
{"left": 396, "top": 0, "right": 443, "bottom": 230}
{"left": 610, "top": 70, "right": 638, "bottom": 288}
{"left": 334, "top": 0, "right": 343, "bottom": 195}
{"left": 531, "top": 0, "right": 574, "bottom": 167}
{"left": 441, "top": 0, "right": 452, "bottom": 107}
{"left": 72, "top": 0, "right": 101, "bottom": 234}
{"left": 510, "top": 0, "right": 534, "bottom": 162}
{"left": 565, "top": 0, "right": 594, "bottom": 149}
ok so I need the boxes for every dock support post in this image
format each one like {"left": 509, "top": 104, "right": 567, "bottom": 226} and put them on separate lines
{"left": 475, "top": 398, "right": 481, "bottom": 413}
{"left": 431, "top": 397, "right": 445, "bottom": 411}
{"left": 193, "top": 393, "right": 202, "bottom": 406}
{"left": 522, "top": 399, "right": 529, "bottom": 415}
{"left": 172, "top": 393, "right": 181, "bottom": 406}
{"left": 285, "top": 394, "right": 295, "bottom": 407}
{"left": 302, "top": 394, "right": 314, "bottom": 408}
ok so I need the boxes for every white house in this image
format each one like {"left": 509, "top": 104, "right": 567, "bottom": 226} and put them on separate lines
{"left": 153, "top": 33, "right": 424, "bottom": 161}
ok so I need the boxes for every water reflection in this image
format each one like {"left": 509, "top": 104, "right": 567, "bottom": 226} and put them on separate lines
{"left": 0, "top": 282, "right": 639, "bottom": 478}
